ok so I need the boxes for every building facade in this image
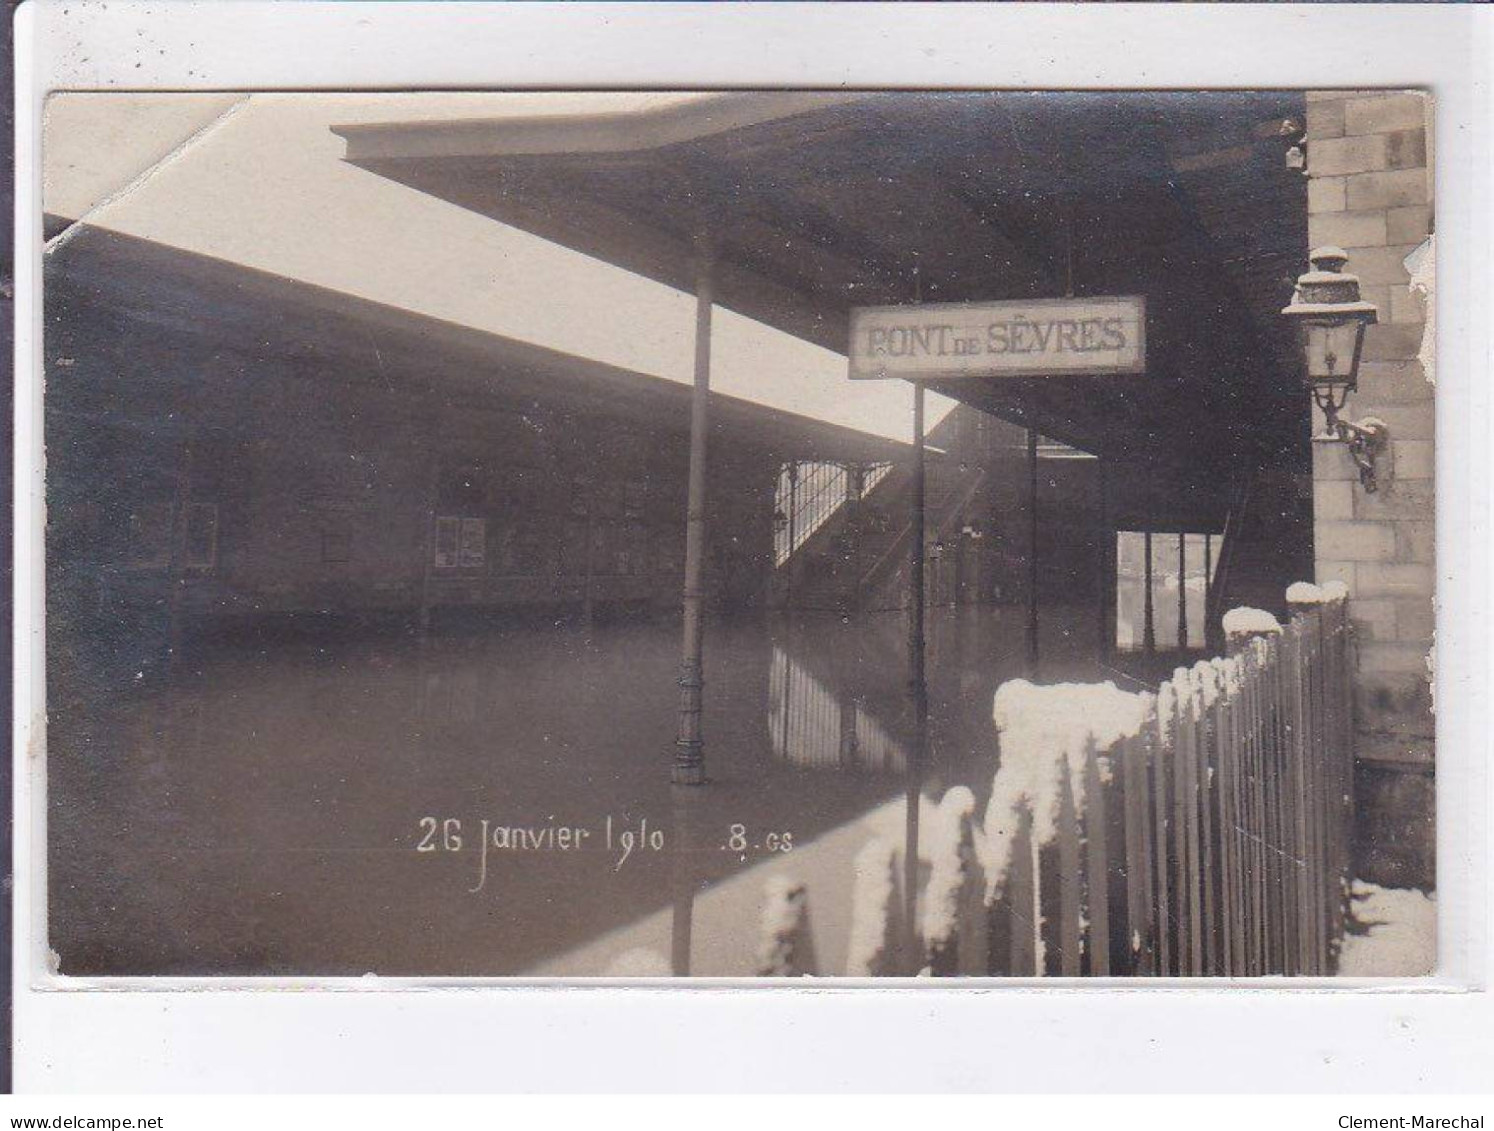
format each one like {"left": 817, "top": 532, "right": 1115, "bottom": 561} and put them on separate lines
{"left": 1304, "top": 90, "right": 1435, "bottom": 886}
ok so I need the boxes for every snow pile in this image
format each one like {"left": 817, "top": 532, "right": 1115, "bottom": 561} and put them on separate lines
{"left": 845, "top": 837, "right": 900, "bottom": 977}
{"left": 922, "top": 786, "right": 978, "bottom": 946}
{"left": 1286, "top": 580, "right": 1349, "bottom": 606}
{"left": 1337, "top": 881, "right": 1436, "bottom": 977}
{"left": 604, "top": 947, "right": 672, "bottom": 977}
{"left": 1222, "top": 606, "right": 1282, "bottom": 637}
{"left": 984, "top": 679, "right": 1147, "bottom": 893}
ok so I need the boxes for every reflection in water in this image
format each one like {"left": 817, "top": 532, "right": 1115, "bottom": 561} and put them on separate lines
{"left": 50, "top": 604, "right": 1104, "bottom": 976}
{"left": 768, "top": 645, "right": 906, "bottom": 775}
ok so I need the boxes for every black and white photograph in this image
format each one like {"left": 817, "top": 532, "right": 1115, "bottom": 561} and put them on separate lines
{"left": 39, "top": 87, "right": 1437, "bottom": 981}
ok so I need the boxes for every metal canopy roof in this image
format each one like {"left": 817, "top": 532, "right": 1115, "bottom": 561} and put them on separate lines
{"left": 50, "top": 225, "right": 914, "bottom": 468}
{"left": 335, "top": 91, "right": 1309, "bottom": 481}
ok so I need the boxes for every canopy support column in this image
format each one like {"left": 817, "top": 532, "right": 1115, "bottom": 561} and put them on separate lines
{"left": 1097, "top": 442, "right": 1110, "bottom": 659}
{"left": 1177, "top": 529, "right": 1189, "bottom": 651}
{"left": 909, "top": 381, "right": 928, "bottom": 720}
{"left": 672, "top": 240, "right": 713, "bottom": 786}
{"left": 904, "top": 378, "right": 928, "bottom": 971}
{"left": 1143, "top": 527, "right": 1156, "bottom": 655}
{"left": 1027, "top": 423, "right": 1041, "bottom": 673}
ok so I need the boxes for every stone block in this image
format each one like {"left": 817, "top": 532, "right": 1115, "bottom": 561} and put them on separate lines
{"left": 1394, "top": 521, "right": 1435, "bottom": 563}
{"left": 1354, "top": 479, "right": 1434, "bottom": 522}
{"left": 1389, "top": 284, "right": 1427, "bottom": 325}
{"left": 1358, "top": 640, "right": 1433, "bottom": 675}
{"left": 1362, "top": 322, "right": 1425, "bottom": 362}
{"left": 1357, "top": 283, "right": 1393, "bottom": 322}
{"left": 1308, "top": 209, "right": 1388, "bottom": 249}
{"left": 1352, "top": 361, "right": 1431, "bottom": 405}
{"left": 1349, "top": 596, "right": 1397, "bottom": 641}
{"left": 1344, "top": 92, "right": 1429, "bottom": 137}
{"left": 1384, "top": 128, "right": 1427, "bottom": 170}
{"left": 1356, "top": 561, "right": 1434, "bottom": 597}
{"left": 1386, "top": 205, "right": 1433, "bottom": 244}
{"left": 1308, "top": 175, "right": 1347, "bottom": 214}
{"left": 1316, "top": 521, "right": 1396, "bottom": 562}
{"left": 1354, "top": 669, "right": 1434, "bottom": 737}
{"left": 1313, "top": 439, "right": 1360, "bottom": 481}
{"left": 1311, "top": 134, "right": 1388, "bottom": 177}
{"left": 1394, "top": 595, "right": 1435, "bottom": 642}
{"left": 1346, "top": 243, "right": 1423, "bottom": 286}
{"left": 1315, "top": 479, "right": 1356, "bottom": 521}
{"left": 1351, "top": 760, "right": 1434, "bottom": 891}
{"left": 1347, "top": 167, "right": 1430, "bottom": 211}
{"left": 1315, "top": 560, "right": 1356, "bottom": 589}
{"left": 1346, "top": 403, "right": 1432, "bottom": 441}
{"left": 1306, "top": 98, "right": 1346, "bottom": 139}
{"left": 1388, "top": 440, "right": 1434, "bottom": 481}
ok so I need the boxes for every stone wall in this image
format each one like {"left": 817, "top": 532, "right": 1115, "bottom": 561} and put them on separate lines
{"left": 1304, "top": 90, "right": 1434, "bottom": 887}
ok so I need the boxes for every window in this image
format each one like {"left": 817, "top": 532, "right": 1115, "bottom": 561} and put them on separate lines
{"left": 321, "top": 522, "right": 351, "bottom": 565}
{"left": 1115, "top": 530, "right": 1217, "bottom": 652}
{"left": 434, "top": 516, "right": 460, "bottom": 568}
{"left": 126, "top": 502, "right": 174, "bottom": 569}
{"left": 458, "top": 517, "right": 486, "bottom": 568}
{"left": 434, "top": 515, "right": 485, "bottom": 569}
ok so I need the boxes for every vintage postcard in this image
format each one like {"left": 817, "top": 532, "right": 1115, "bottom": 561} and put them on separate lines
{"left": 40, "top": 89, "right": 1435, "bottom": 979}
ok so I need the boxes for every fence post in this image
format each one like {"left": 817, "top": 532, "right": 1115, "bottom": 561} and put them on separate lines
{"left": 1005, "top": 802, "right": 1039, "bottom": 976}
{"left": 1055, "top": 754, "right": 1084, "bottom": 977}
{"left": 1224, "top": 609, "right": 1283, "bottom": 975}
{"left": 1195, "top": 662, "right": 1223, "bottom": 976}
{"left": 1119, "top": 714, "right": 1157, "bottom": 975}
{"left": 1149, "top": 690, "right": 1175, "bottom": 975}
{"left": 1083, "top": 735, "right": 1112, "bottom": 976}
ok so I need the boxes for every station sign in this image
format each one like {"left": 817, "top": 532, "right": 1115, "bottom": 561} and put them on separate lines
{"left": 848, "top": 295, "right": 1146, "bottom": 380}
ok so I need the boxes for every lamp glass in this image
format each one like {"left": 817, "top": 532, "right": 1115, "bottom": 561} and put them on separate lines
{"left": 1303, "top": 319, "right": 1367, "bottom": 386}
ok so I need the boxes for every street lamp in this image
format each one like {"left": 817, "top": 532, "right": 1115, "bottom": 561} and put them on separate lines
{"left": 1282, "top": 246, "right": 1386, "bottom": 492}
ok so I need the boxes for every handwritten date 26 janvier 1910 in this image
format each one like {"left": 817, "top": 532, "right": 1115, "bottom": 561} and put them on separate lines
{"left": 416, "top": 816, "right": 793, "bottom": 893}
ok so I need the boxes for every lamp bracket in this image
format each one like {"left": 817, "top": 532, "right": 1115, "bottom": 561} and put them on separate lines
{"left": 1328, "top": 416, "right": 1390, "bottom": 494}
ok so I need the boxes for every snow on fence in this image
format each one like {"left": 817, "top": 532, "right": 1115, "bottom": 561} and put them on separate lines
{"left": 749, "top": 583, "right": 1355, "bottom": 978}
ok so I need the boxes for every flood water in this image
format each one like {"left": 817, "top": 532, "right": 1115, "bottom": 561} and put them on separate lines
{"left": 48, "top": 603, "right": 1107, "bottom": 976}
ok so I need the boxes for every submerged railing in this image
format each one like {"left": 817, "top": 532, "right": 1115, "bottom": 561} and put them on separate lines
{"left": 746, "top": 582, "right": 1357, "bottom": 977}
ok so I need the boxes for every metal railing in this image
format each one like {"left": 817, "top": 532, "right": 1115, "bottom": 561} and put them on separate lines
{"left": 773, "top": 460, "right": 893, "bottom": 568}
{"left": 741, "top": 586, "right": 1356, "bottom": 977}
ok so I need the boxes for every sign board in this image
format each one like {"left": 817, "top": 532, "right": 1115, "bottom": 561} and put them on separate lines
{"left": 848, "top": 296, "right": 1146, "bottom": 380}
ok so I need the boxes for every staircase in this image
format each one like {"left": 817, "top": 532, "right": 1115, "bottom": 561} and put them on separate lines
{"left": 1205, "top": 467, "right": 1315, "bottom": 643}
{"left": 779, "top": 460, "right": 987, "bottom": 614}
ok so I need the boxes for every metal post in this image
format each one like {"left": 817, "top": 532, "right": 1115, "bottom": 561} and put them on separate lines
{"left": 1178, "top": 530, "right": 1189, "bottom": 651}
{"left": 1143, "top": 527, "right": 1156, "bottom": 655}
{"left": 910, "top": 383, "right": 928, "bottom": 708}
{"left": 1204, "top": 533, "right": 1214, "bottom": 651}
{"left": 1027, "top": 423, "right": 1040, "bottom": 672}
{"left": 672, "top": 241, "right": 713, "bottom": 786}
{"left": 905, "top": 380, "right": 929, "bottom": 971}
{"left": 785, "top": 461, "right": 799, "bottom": 609}
{"left": 1097, "top": 443, "right": 1110, "bottom": 659}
